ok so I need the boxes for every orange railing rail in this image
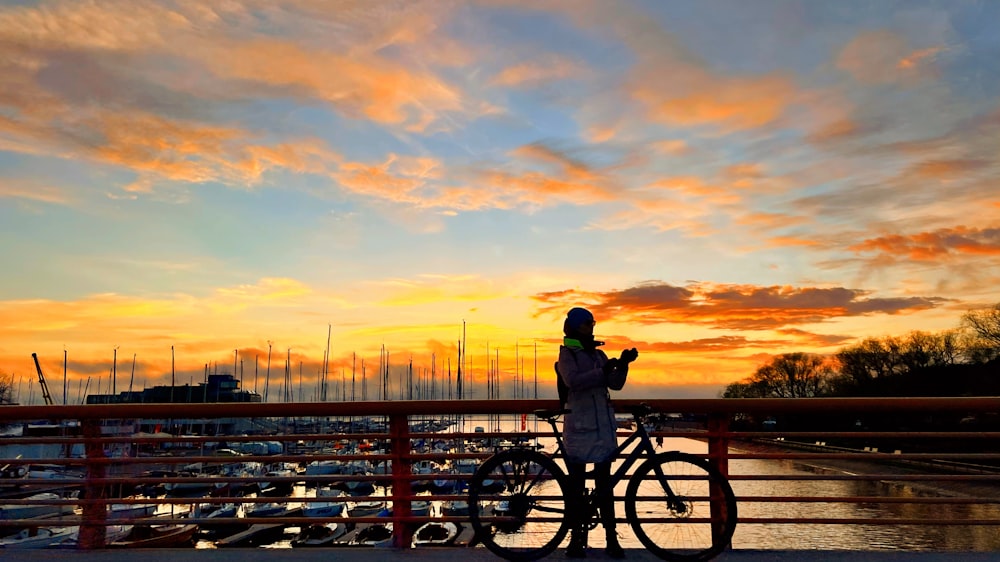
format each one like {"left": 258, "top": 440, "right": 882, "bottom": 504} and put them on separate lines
{"left": 1, "top": 397, "right": 999, "bottom": 550}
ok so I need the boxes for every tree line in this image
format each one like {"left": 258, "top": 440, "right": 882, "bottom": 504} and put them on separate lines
{"left": 723, "top": 303, "right": 1000, "bottom": 398}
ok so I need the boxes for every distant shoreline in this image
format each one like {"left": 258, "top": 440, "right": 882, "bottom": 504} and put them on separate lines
{"left": 730, "top": 438, "right": 1000, "bottom": 499}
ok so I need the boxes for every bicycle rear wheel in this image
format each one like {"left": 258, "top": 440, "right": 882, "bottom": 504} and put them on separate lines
{"left": 468, "top": 449, "right": 570, "bottom": 561}
{"left": 625, "top": 452, "right": 737, "bottom": 561}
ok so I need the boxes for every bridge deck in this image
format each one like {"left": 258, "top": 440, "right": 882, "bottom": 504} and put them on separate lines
{"left": 0, "top": 549, "right": 994, "bottom": 561}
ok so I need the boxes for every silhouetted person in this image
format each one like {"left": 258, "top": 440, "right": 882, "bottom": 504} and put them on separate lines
{"left": 557, "top": 307, "right": 638, "bottom": 558}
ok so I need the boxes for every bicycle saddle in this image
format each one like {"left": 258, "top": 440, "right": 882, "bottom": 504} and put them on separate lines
{"left": 533, "top": 408, "right": 570, "bottom": 421}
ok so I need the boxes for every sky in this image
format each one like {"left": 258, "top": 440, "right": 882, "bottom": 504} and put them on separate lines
{"left": 1, "top": 0, "right": 998, "bottom": 405}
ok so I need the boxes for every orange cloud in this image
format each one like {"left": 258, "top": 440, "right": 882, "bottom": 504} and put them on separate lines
{"left": 837, "top": 30, "right": 942, "bottom": 84}
{"left": 633, "top": 74, "right": 796, "bottom": 131}
{"left": 897, "top": 46, "right": 946, "bottom": 70}
{"left": 603, "top": 328, "right": 851, "bottom": 354}
{"left": 200, "top": 38, "right": 464, "bottom": 132}
{"left": 647, "top": 176, "right": 722, "bottom": 199}
{"left": 475, "top": 169, "right": 617, "bottom": 208}
{"left": 766, "top": 236, "right": 824, "bottom": 248}
{"left": 333, "top": 155, "right": 434, "bottom": 204}
{"left": 215, "top": 278, "right": 313, "bottom": 302}
{"left": 511, "top": 142, "right": 600, "bottom": 182}
{"left": 13, "top": 109, "right": 341, "bottom": 188}
{"left": 723, "top": 163, "right": 766, "bottom": 189}
{"left": 737, "top": 212, "right": 811, "bottom": 231}
{"left": 910, "top": 159, "right": 990, "bottom": 180}
{"left": 373, "top": 275, "right": 506, "bottom": 307}
{"left": 0, "top": 0, "right": 475, "bottom": 180}
{"left": 533, "top": 281, "right": 944, "bottom": 330}
{"left": 491, "top": 57, "right": 583, "bottom": 87}
{"left": 850, "top": 226, "right": 1000, "bottom": 261}
{"left": 651, "top": 140, "right": 690, "bottom": 155}
{"left": 806, "top": 117, "right": 888, "bottom": 145}
{"left": 0, "top": 179, "right": 73, "bottom": 205}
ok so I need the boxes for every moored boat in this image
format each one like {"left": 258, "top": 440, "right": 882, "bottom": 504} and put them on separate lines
{"left": 347, "top": 500, "right": 385, "bottom": 518}
{"left": 193, "top": 502, "right": 239, "bottom": 520}
{"left": 291, "top": 522, "right": 348, "bottom": 547}
{"left": 303, "top": 460, "right": 344, "bottom": 476}
{"left": 413, "top": 521, "right": 459, "bottom": 546}
{"left": 0, "top": 493, "right": 76, "bottom": 521}
{"left": 108, "top": 502, "right": 157, "bottom": 520}
{"left": 258, "top": 464, "right": 298, "bottom": 495}
{"left": 244, "top": 502, "right": 300, "bottom": 519}
{"left": 0, "top": 527, "right": 75, "bottom": 549}
{"left": 350, "top": 522, "right": 393, "bottom": 547}
{"left": 213, "top": 522, "right": 285, "bottom": 548}
{"left": 108, "top": 523, "right": 197, "bottom": 548}
{"left": 410, "top": 500, "right": 431, "bottom": 517}
{"left": 50, "top": 524, "right": 133, "bottom": 548}
{"left": 302, "top": 499, "right": 345, "bottom": 518}
{"left": 441, "top": 499, "right": 470, "bottom": 516}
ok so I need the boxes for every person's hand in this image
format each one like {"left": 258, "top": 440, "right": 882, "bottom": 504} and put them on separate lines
{"left": 602, "top": 357, "right": 620, "bottom": 375}
{"left": 619, "top": 348, "right": 639, "bottom": 363}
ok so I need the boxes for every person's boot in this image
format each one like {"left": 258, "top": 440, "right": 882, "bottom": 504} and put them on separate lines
{"left": 566, "top": 528, "right": 587, "bottom": 558}
{"left": 605, "top": 531, "right": 625, "bottom": 559}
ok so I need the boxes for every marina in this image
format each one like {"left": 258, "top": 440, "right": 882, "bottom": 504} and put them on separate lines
{"left": 0, "top": 412, "right": 527, "bottom": 551}
{"left": 1, "top": 398, "right": 999, "bottom": 554}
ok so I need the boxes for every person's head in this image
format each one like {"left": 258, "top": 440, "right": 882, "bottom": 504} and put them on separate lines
{"left": 563, "top": 307, "right": 595, "bottom": 338}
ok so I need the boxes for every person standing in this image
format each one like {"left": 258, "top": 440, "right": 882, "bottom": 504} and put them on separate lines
{"left": 557, "top": 306, "right": 638, "bottom": 558}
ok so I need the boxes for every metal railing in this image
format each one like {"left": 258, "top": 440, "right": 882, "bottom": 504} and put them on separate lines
{"left": 1, "top": 397, "right": 999, "bottom": 550}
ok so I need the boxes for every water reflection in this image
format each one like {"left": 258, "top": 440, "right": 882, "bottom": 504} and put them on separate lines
{"left": 481, "top": 419, "right": 1000, "bottom": 552}
{"left": 189, "top": 421, "right": 999, "bottom": 551}
{"left": 725, "top": 440, "right": 1000, "bottom": 551}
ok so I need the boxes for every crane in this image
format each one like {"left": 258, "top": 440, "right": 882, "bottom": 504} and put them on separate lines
{"left": 31, "top": 353, "right": 54, "bottom": 406}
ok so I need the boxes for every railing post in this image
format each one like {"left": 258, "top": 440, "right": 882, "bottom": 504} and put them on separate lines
{"left": 389, "top": 412, "right": 413, "bottom": 549}
{"left": 707, "top": 413, "right": 730, "bottom": 548}
{"left": 78, "top": 418, "right": 108, "bottom": 549}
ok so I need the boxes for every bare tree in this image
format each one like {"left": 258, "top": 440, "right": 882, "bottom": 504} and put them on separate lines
{"left": 963, "top": 303, "right": 1000, "bottom": 349}
{"left": 0, "top": 371, "right": 13, "bottom": 405}
{"left": 899, "top": 330, "right": 962, "bottom": 371}
{"left": 723, "top": 353, "right": 832, "bottom": 398}
{"left": 836, "top": 337, "right": 899, "bottom": 385}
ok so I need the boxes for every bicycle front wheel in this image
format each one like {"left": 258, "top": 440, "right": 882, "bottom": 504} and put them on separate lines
{"left": 468, "top": 449, "right": 571, "bottom": 562}
{"left": 625, "top": 452, "right": 737, "bottom": 562}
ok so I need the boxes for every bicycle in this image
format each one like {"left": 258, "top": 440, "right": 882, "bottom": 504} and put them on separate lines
{"left": 467, "top": 404, "right": 737, "bottom": 561}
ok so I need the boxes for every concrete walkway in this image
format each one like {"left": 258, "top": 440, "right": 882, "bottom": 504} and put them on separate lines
{"left": 2, "top": 549, "right": 997, "bottom": 561}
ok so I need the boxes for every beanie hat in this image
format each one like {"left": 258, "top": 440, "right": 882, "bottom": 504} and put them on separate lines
{"left": 567, "top": 307, "right": 594, "bottom": 327}
{"left": 563, "top": 307, "right": 595, "bottom": 337}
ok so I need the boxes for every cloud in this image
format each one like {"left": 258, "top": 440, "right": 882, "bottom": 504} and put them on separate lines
{"left": 909, "top": 159, "right": 990, "bottom": 180}
{"left": 0, "top": 0, "right": 475, "bottom": 191}
{"left": 532, "top": 281, "right": 945, "bottom": 330}
{"left": 490, "top": 57, "right": 584, "bottom": 88}
{"left": 214, "top": 278, "right": 313, "bottom": 302}
{"left": 587, "top": 158, "right": 788, "bottom": 235}
{"left": 198, "top": 38, "right": 464, "bottom": 132}
{"left": 510, "top": 142, "right": 598, "bottom": 181}
{"left": 332, "top": 154, "right": 437, "bottom": 204}
{"left": 651, "top": 140, "right": 691, "bottom": 156}
{"left": 0, "top": 178, "right": 73, "bottom": 205}
{"left": 806, "top": 118, "right": 889, "bottom": 146}
{"left": 324, "top": 140, "right": 627, "bottom": 213}
{"left": 633, "top": 73, "right": 797, "bottom": 131}
{"left": 850, "top": 226, "right": 1000, "bottom": 262}
{"left": 837, "top": 30, "right": 943, "bottom": 85}
{"left": 605, "top": 328, "right": 852, "bottom": 354}
{"left": 372, "top": 274, "right": 507, "bottom": 307}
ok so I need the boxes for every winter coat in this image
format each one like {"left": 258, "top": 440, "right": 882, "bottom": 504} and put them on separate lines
{"left": 557, "top": 342, "right": 628, "bottom": 464}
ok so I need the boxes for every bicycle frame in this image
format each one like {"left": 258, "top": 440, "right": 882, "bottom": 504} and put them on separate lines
{"left": 542, "top": 408, "right": 683, "bottom": 508}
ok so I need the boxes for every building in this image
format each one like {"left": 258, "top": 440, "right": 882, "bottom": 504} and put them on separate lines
{"left": 85, "top": 374, "right": 261, "bottom": 405}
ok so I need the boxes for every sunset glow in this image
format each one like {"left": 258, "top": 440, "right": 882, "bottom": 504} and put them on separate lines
{"left": 1, "top": 0, "right": 998, "bottom": 403}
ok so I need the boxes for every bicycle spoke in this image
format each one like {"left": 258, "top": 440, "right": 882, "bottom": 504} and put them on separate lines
{"left": 625, "top": 452, "right": 737, "bottom": 562}
{"left": 469, "top": 449, "right": 570, "bottom": 562}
